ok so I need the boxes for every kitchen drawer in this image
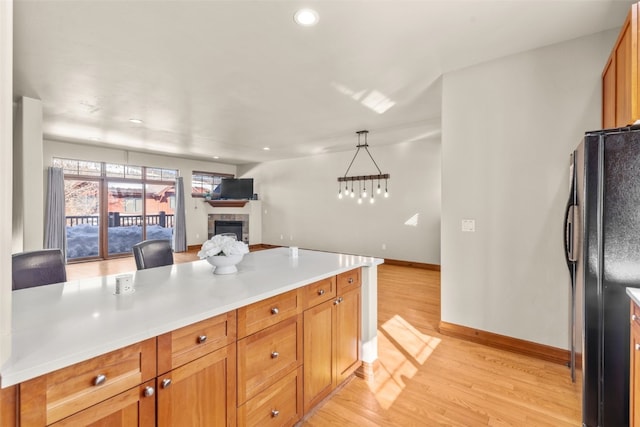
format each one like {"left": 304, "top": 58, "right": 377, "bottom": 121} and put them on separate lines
{"left": 237, "top": 315, "right": 302, "bottom": 404}
{"left": 633, "top": 300, "right": 640, "bottom": 327}
{"left": 157, "top": 310, "right": 236, "bottom": 374}
{"left": 237, "top": 289, "right": 302, "bottom": 338}
{"left": 20, "top": 338, "right": 156, "bottom": 426}
{"left": 337, "top": 268, "right": 361, "bottom": 294}
{"left": 303, "top": 276, "right": 336, "bottom": 309}
{"left": 238, "top": 366, "right": 303, "bottom": 427}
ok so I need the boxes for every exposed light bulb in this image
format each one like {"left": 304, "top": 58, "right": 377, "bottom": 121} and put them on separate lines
{"left": 358, "top": 197, "right": 363, "bottom": 205}
{"left": 338, "top": 191, "right": 343, "bottom": 199}
{"left": 369, "top": 194, "right": 375, "bottom": 204}
{"left": 384, "top": 190, "right": 389, "bottom": 198}
{"left": 350, "top": 188, "right": 355, "bottom": 198}
{"left": 377, "top": 184, "right": 381, "bottom": 194}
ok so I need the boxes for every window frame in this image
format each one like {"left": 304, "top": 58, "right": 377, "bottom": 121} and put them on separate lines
{"left": 191, "top": 170, "right": 234, "bottom": 198}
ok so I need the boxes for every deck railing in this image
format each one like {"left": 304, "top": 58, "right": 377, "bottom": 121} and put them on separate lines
{"left": 66, "top": 212, "right": 175, "bottom": 228}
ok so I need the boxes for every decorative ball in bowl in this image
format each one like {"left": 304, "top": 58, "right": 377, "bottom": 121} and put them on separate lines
{"left": 197, "top": 234, "right": 249, "bottom": 275}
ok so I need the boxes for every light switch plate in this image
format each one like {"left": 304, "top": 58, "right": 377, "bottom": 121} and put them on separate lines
{"left": 461, "top": 219, "right": 475, "bottom": 232}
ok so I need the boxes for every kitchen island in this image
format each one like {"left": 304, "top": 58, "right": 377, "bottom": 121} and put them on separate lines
{"left": 0, "top": 247, "right": 382, "bottom": 426}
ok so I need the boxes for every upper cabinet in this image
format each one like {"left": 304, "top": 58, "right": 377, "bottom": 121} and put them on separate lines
{"left": 603, "top": 3, "right": 640, "bottom": 128}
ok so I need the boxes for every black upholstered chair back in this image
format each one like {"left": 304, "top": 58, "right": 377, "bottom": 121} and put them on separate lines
{"left": 132, "top": 239, "right": 174, "bottom": 270}
{"left": 12, "top": 249, "right": 67, "bottom": 290}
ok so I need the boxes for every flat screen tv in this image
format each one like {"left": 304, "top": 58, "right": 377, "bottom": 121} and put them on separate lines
{"left": 220, "top": 178, "right": 253, "bottom": 200}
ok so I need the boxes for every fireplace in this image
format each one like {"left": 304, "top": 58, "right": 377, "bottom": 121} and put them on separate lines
{"left": 214, "top": 220, "right": 243, "bottom": 242}
{"left": 207, "top": 208, "right": 251, "bottom": 245}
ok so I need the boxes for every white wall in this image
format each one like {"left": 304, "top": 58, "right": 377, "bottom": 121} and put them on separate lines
{"left": 441, "top": 29, "right": 617, "bottom": 349}
{"left": 43, "top": 140, "right": 236, "bottom": 247}
{"left": 0, "top": 0, "right": 12, "bottom": 365}
{"left": 238, "top": 137, "right": 441, "bottom": 263}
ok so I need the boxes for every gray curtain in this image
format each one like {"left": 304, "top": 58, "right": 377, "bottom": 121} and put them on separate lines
{"left": 44, "top": 167, "right": 67, "bottom": 258}
{"left": 173, "top": 176, "right": 187, "bottom": 252}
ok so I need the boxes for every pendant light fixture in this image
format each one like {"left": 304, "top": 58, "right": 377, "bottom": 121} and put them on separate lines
{"left": 337, "top": 130, "right": 390, "bottom": 203}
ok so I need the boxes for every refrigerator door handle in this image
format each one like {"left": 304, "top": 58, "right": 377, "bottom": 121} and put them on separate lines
{"left": 564, "top": 198, "right": 577, "bottom": 270}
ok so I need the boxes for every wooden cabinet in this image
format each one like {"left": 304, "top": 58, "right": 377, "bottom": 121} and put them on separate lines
{"left": 603, "top": 2, "right": 640, "bottom": 128}
{"left": 303, "top": 269, "right": 362, "bottom": 413}
{"left": 237, "top": 291, "right": 303, "bottom": 425}
{"left": 631, "top": 300, "right": 640, "bottom": 427}
{"left": 19, "top": 338, "right": 156, "bottom": 426}
{"left": 11, "top": 270, "right": 364, "bottom": 427}
{"left": 157, "top": 344, "right": 236, "bottom": 427}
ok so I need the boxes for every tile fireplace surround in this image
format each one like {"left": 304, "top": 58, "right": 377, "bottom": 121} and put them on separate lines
{"left": 204, "top": 200, "right": 262, "bottom": 245}
{"left": 207, "top": 214, "right": 249, "bottom": 243}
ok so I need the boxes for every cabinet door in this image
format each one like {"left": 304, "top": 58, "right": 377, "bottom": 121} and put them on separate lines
{"left": 303, "top": 298, "right": 334, "bottom": 413}
{"left": 50, "top": 381, "right": 155, "bottom": 427}
{"left": 335, "top": 286, "right": 361, "bottom": 384}
{"left": 157, "top": 343, "right": 236, "bottom": 427}
{"left": 632, "top": 316, "right": 640, "bottom": 427}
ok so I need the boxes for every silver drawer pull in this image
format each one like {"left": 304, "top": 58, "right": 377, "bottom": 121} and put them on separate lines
{"left": 271, "top": 351, "right": 279, "bottom": 359}
{"left": 161, "top": 378, "right": 172, "bottom": 388}
{"left": 271, "top": 409, "right": 280, "bottom": 418}
{"left": 636, "top": 343, "right": 640, "bottom": 351}
{"left": 197, "top": 335, "right": 207, "bottom": 344}
{"left": 318, "top": 289, "right": 325, "bottom": 296}
{"left": 348, "top": 278, "right": 354, "bottom": 284}
{"left": 93, "top": 374, "right": 107, "bottom": 386}
{"left": 633, "top": 314, "right": 638, "bottom": 321}
{"left": 143, "top": 386, "right": 155, "bottom": 397}
{"left": 271, "top": 307, "right": 279, "bottom": 315}
{"left": 334, "top": 297, "right": 344, "bottom": 305}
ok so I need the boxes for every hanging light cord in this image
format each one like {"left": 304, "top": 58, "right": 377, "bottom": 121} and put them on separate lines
{"left": 342, "top": 131, "right": 382, "bottom": 178}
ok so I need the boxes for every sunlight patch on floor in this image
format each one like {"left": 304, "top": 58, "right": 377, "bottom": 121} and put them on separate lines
{"left": 369, "top": 314, "right": 441, "bottom": 409}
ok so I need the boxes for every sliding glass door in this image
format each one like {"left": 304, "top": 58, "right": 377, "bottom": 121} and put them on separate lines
{"left": 106, "top": 181, "right": 144, "bottom": 256}
{"left": 65, "top": 179, "right": 100, "bottom": 260}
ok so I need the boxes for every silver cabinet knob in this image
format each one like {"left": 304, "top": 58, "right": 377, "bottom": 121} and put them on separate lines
{"left": 334, "top": 297, "right": 344, "bottom": 305}
{"left": 271, "top": 307, "right": 279, "bottom": 315}
{"left": 93, "top": 374, "right": 107, "bottom": 386}
{"left": 633, "top": 314, "right": 638, "bottom": 321}
{"left": 143, "top": 386, "right": 155, "bottom": 397}
{"left": 636, "top": 343, "right": 640, "bottom": 351}
{"left": 271, "top": 409, "right": 280, "bottom": 418}
{"left": 197, "top": 335, "right": 207, "bottom": 344}
{"left": 161, "top": 378, "right": 172, "bottom": 389}
{"left": 271, "top": 351, "right": 279, "bottom": 359}
{"left": 318, "top": 289, "right": 325, "bottom": 296}
{"left": 348, "top": 278, "right": 354, "bottom": 284}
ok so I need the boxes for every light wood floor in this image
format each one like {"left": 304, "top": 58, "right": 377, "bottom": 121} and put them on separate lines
{"left": 66, "top": 254, "right": 581, "bottom": 426}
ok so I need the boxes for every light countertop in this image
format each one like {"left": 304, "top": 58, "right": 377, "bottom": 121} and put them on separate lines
{"left": 627, "top": 287, "right": 640, "bottom": 307}
{"left": 1, "top": 248, "right": 382, "bottom": 387}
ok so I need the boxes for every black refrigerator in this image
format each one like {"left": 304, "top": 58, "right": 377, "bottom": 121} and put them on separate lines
{"left": 565, "top": 126, "right": 640, "bottom": 427}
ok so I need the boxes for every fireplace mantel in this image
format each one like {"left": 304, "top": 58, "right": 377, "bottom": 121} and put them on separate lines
{"left": 205, "top": 200, "right": 249, "bottom": 208}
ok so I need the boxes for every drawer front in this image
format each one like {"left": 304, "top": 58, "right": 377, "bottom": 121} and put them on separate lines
{"left": 20, "top": 338, "right": 156, "bottom": 426}
{"left": 303, "top": 276, "right": 336, "bottom": 309}
{"left": 337, "top": 268, "right": 361, "bottom": 294}
{"left": 238, "top": 289, "right": 302, "bottom": 338}
{"left": 157, "top": 311, "right": 236, "bottom": 374}
{"left": 238, "top": 366, "right": 303, "bottom": 427}
{"left": 237, "top": 315, "right": 302, "bottom": 404}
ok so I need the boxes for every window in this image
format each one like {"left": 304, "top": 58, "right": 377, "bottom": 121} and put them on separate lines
{"left": 192, "top": 171, "right": 233, "bottom": 197}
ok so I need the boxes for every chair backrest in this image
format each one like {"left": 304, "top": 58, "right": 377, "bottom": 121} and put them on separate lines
{"left": 132, "top": 239, "right": 174, "bottom": 270}
{"left": 12, "top": 249, "right": 67, "bottom": 290}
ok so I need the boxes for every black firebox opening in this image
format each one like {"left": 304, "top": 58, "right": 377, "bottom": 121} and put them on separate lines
{"left": 214, "top": 220, "right": 243, "bottom": 242}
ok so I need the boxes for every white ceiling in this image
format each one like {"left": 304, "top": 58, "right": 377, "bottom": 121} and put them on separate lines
{"left": 13, "top": 0, "right": 633, "bottom": 165}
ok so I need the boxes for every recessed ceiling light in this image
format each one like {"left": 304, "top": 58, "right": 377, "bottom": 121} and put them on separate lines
{"left": 89, "top": 136, "right": 101, "bottom": 141}
{"left": 263, "top": 147, "right": 271, "bottom": 151}
{"left": 129, "top": 118, "right": 143, "bottom": 124}
{"left": 213, "top": 156, "right": 220, "bottom": 159}
{"left": 294, "top": 8, "right": 318, "bottom": 27}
